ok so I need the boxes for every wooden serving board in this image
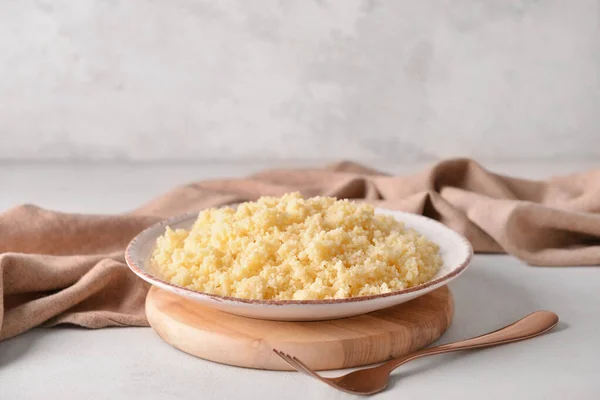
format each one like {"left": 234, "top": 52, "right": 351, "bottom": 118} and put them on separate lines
{"left": 146, "top": 286, "right": 454, "bottom": 371}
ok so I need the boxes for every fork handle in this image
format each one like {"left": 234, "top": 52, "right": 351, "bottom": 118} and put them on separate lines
{"left": 380, "top": 310, "right": 559, "bottom": 374}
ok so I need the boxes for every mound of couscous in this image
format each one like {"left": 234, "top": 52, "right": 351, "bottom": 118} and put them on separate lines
{"left": 151, "top": 192, "right": 442, "bottom": 300}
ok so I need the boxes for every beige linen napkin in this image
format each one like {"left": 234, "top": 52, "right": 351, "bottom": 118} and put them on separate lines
{"left": 1, "top": 158, "right": 599, "bottom": 341}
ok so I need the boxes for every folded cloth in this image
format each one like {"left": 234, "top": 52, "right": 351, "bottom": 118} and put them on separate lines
{"left": 1, "top": 158, "right": 599, "bottom": 341}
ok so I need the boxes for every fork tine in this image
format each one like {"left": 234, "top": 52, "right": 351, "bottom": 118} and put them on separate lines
{"left": 286, "top": 355, "right": 315, "bottom": 375}
{"left": 273, "top": 350, "right": 319, "bottom": 378}
{"left": 287, "top": 353, "right": 348, "bottom": 392}
{"left": 272, "top": 349, "right": 353, "bottom": 393}
{"left": 279, "top": 353, "right": 300, "bottom": 371}
{"left": 288, "top": 354, "right": 331, "bottom": 383}
{"left": 273, "top": 349, "right": 308, "bottom": 374}
{"left": 290, "top": 355, "right": 314, "bottom": 371}
{"left": 289, "top": 355, "right": 319, "bottom": 375}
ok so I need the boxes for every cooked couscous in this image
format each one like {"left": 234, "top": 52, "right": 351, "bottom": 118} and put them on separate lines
{"left": 152, "top": 192, "right": 442, "bottom": 300}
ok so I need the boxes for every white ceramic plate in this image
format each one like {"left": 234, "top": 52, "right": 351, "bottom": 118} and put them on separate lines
{"left": 126, "top": 208, "right": 473, "bottom": 321}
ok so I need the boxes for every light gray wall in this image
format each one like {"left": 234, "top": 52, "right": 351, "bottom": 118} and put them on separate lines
{"left": 1, "top": 0, "right": 599, "bottom": 162}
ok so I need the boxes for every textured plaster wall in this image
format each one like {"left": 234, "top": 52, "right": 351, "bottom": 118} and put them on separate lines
{"left": 1, "top": 0, "right": 599, "bottom": 162}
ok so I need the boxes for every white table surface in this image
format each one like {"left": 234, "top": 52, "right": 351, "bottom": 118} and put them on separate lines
{"left": 1, "top": 161, "right": 599, "bottom": 400}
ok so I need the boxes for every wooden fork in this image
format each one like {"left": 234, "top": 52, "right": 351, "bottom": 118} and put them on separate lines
{"left": 273, "top": 310, "right": 559, "bottom": 395}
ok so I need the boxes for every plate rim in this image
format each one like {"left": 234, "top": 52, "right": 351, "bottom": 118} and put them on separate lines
{"left": 125, "top": 208, "right": 473, "bottom": 306}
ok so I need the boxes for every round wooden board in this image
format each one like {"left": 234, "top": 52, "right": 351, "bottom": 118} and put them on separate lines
{"left": 146, "top": 286, "right": 454, "bottom": 371}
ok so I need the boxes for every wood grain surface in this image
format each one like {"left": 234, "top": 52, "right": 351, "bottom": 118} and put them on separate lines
{"left": 146, "top": 286, "right": 454, "bottom": 371}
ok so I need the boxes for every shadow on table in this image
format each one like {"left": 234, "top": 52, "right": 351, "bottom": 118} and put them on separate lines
{"left": 0, "top": 324, "right": 103, "bottom": 369}
{"left": 444, "top": 264, "right": 542, "bottom": 341}
{"left": 0, "top": 330, "right": 38, "bottom": 370}
{"left": 386, "top": 264, "right": 566, "bottom": 391}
